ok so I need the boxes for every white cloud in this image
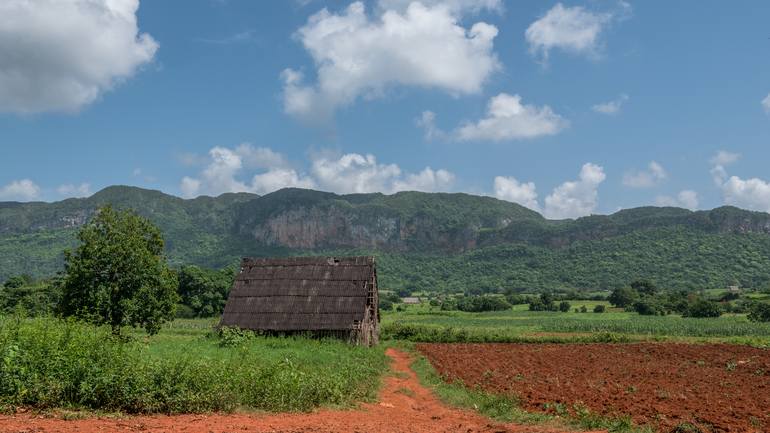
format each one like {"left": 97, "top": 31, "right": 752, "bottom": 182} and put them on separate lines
{"left": 416, "top": 110, "right": 445, "bottom": 140}
{"left": 311, "top": 153, "right": 454, "bottom": 194}
{"left": 622, "top": 161, "right": 667, "bottom": 188}
{"left": 592, "top": 93, "right": 628, "bottom": 115}
{"left": 282, "top": 1, "right": 499, "bottom": 121}
{"left": 709, "top": 150, "right": 740, "bottom": 185}
{"left": 180, "top": 146, "right": 454, "bottom": 197}
{"left": 762, "top": 93, "right": 770, "bottom": 114}
{"left": 525, "top": 2, "right": 622, "bottom": 63}
{"left": 57, "top": 183, "right": 92, "bottom": 198}
{"left": 544, "top": 163, "right": 605, "bottom": 219}
{"left": 709, "top": 150, "right": 770, "bottom": 212}
{"left": 377, "top": 0, "right": 502, "bottom": 16}
{"left": 0, "top": 179, "right": 41, "bottom": 201}
{"left": 493, "top": 176, "right": 539, "bottom": 211}
{"left": 455, "top": 93, "right": 568, "bottom": 141}
{"left": 655, "top": 190, "right": 698, "bottom": 210}
{"left": 0, "top": 0, "right": 158, "bottom": 114}
{"left": 719, "top": 175, "right": 770, "bottom": 212}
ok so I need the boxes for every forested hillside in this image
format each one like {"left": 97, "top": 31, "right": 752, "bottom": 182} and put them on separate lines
{"left": 2, "top": 186, "right": 770, "bottom": 292}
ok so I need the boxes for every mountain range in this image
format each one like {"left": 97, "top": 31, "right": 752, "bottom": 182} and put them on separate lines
{"left": 2, "top": 185, "right": 770, "bottom": 292}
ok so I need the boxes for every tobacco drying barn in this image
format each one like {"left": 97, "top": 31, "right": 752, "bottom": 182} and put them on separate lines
{"left": 220, "top": 256, "right": 379, "bottom": 346}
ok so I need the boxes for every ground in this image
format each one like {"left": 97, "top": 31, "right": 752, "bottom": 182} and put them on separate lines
{"left": 0, "top": 348, "right": 596, "bottom": 433}
{"left": 418, "top": 342, "right": 770, "bottom": 433}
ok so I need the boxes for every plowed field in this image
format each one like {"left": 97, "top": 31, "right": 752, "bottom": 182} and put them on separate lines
{"left": 418, "top": 343, "right": 770, "bottom": 433}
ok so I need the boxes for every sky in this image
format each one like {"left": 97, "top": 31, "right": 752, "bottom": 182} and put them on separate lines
{"left": 1, "top": 0, "right": 770, "bottom": 219}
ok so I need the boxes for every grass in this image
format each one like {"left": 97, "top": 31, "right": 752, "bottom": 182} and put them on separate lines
{"left": 0, "top": 315, "right": 388, "bottom": 414}
{"left": 382, "top": 303, "right": 770, "bottom": 346}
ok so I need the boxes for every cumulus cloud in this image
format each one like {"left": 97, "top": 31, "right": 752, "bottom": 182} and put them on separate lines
{"left": 282, "top": 1, "right": 499, "bottom": 121}
{"left": 0, "top": 179, "right": 41, "bottom": 201}
{"left": 708, "top": 150, "right": 770, "bottom": 212}
{"left": 592, "top": 93, "right": 628, "bottom": 115}
{"left": 544, "top": 163, "right": 606, "bottom": 219}
{"left": 762, "top": 93, "right": 770, "bottom": 114}
{"left": 416, "top": 110, "right": 445, "bottom": 140}
{"left": 525, "top": 2, "right": 627, "bottom": 63}
{"left": 493, "top": 176, "right": 539, "bottom": 211}
{"left": 377, "top": 0, "right": 502, "bottom": 15}
{"left": 57, "top": 183, "right": 92, "bottom": 198}
{"left": 0, "top": 0, "right": 158, "bottom": 114}
{"left": 622, "top": 161, "right": 667, "bottom": 188}
{"left": 179, "top": 145, "right": 315, "bottom": 198}
{"left": 655, "top": 190, "right": 698, "bottom": 210}
{"left": 180, "top": 146, "right": 455, "bottom": 197}
{"left": 455, "top": 93, "right": 568, "bottom": 141}
{"left": 311, "top": 153, "right": 454, "bottom": 194}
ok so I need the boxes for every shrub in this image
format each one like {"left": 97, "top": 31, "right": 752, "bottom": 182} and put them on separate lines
{"left": 632, "top": 298, "right": 666, "bottom": 316}
{"left": 747, "top": 302, "right": 770, "bottom": 322}
{"left": 456, "top": 295, "right": 511, "bottom": 312}
{"left": 558, "top": 301, "right": 571, "bottom": 312}
{"left": 593, "top": 305, "right": 606, "bottom": 313}
{"left": 580, "top": 305, "right": 588, "bottom": 313}
{"left": 683, "top": 300, "right": 722, "bottom": 318}
{"left": 529, "top": 293, "right": 557, "bottom": 312}
{"left": 608, "top": 287, "right": 638, "bottom": 308}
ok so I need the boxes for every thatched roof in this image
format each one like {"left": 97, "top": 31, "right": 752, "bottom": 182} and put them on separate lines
{"left": 220, "top": 256, "right": 375, "bottom": 331}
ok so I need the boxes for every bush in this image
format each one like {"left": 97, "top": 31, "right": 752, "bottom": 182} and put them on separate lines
{"left": 580, "top": 305, "right": 588, "bottom": 313}
{"left": 683, "top": 300, "right": 722, "bottom": 318}
{"left": 608, "top": 287, "right": 638, "bottom": 308}
{"left": 632, "top": 298, "right": 666, "bottom": 316}
{"left": 747, "top": 302, "right": 770, "bottom": 322}
{"left": 593, "top": 305, "right": 606, "bottom": 313}
{"left": 529, "top": 293, "right": 557, "bottom": 312}
{"left": 558, "top": 301, "right": 571, "bottom": 312}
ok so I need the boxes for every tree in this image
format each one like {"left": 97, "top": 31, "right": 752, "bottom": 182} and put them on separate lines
{"left": 608, "top": 286, "right": 638, "bottom": 308}
{"left": 558, "top": 301, "right": 571, "bottom": 312}
{"left": 747, "top": 302, "right": 770, "bottom": 322}
{"left": 178, "top": 265, "right": 235, "bottom": 317}
{"left": 682, "top": 300, "right": 722, "bottom": 318}
{"left": 60, "top": 206, "right": 178, "bottom": 335}
{"left": 630, "top": 280, "right": 658, "bottom": 297}
{"left": 593, "top": 304, "right": 606, "bottom": 313}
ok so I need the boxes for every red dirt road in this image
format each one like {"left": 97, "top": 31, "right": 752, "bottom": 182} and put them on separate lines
{"left": 418, "top": 343, "right": 770, "bottom": 433}
{"left": 0, "top": 348, "right": 592, "bottom": 433}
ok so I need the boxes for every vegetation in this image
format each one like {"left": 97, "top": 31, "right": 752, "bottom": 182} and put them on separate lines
{"left": 177, "top": 265, "right": 236, "bottom": 318}
{"left": 59, "top": 206, "right": 178, "bottom": 335}
{"left": 748, "top": 302, "right": 770, "bottom": 322}
{"left": 0, "top": 316, "right": 387, "bottom": 413}
{"left": 4, "top": 186, "right": 770, "bottom": 293}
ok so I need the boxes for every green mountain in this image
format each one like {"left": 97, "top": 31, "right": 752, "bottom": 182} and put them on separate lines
{"left": 2, "top": 185, "right": 770, "bottom": 292}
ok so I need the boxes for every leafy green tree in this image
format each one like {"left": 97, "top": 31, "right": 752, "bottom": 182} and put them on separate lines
{"left": 558, "top": 301, "right": 571, "bottom": 312}
{"left": 608, "top": 286, "right": 638, "bottom": 308}
{"left": 60, "top": 206, "right": 178, "bottom": 335}
{"left": 177, "top": 265, "right": 235, "bottom": 317}
{"left": 747, "top": 302, "right": 770, "bottom": 322}
{"left": 682, "top": 300, "right": 722, "bottom": 318}
{"left": 529, "top": 293, "right": 557, "bottom": 311}
{"left": 593, "top": 304, "right": 606, "bottom": 313}
{"left": 632, "top": 298, "right": 666, "bottom": 316}
{"left": 630, "top": 279, "right": 658, "bottom": 297}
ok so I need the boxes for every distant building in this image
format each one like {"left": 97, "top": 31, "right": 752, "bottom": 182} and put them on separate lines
{"left": 401, "top": 297, "right": 421, "bottom": 304}
{"left": 220, "top": 256, "right": 379, "bottom": 346}
{"left": 727, "top": 285, "right": 742, "bottom": 294}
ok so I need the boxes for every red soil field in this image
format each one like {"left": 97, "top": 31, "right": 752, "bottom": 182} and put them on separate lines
{"left": 0, "top": 349, "right": 596, "bottom": 433}
{"left": 417, "top": 343, "right": 770, "bottom": 433}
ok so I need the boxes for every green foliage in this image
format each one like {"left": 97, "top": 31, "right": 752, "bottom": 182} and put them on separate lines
{"left": 630, "top": 280, "right": 657, "bottom": 296}
{"left": 0, "top": 316, "right": 387, "bottom": 413}
{"left": 0, "top": 279, "right": 60, "bottom": 316}
{"left": 593, "top": 304, "right": 606, "bottom": 313}
{"left": 177, "top": 265, "right": 235, "bottom": 317}
{"left": 631, "top": 298, "right": 667, "bottom": 316}
{"left": 60, "top": 206, "right": 178, "bottom": 335}
{"left": 683, "top": 300, "right": 723, "bottom": 318}
{"left": 747, "top": 302, "right": 770, "bottom": 322}
{"left": 455, "top": 295, "right": 511, "bottom": 312}
{"left": 609, "top": 287, "right": 639, "bottom": 308}
{"left": 559, "top": 301, "right": 571, "bottom": 312}
{"left": 529, "top": 293, "right": 557, "bottom": 311}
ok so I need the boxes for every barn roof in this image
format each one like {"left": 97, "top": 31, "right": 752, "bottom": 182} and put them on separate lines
{"left": 220, "top": 256, "right": 375, "bottom": 331}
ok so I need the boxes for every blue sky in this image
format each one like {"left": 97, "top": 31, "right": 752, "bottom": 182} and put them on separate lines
{"left": 1, "top": 0, "right": 770, "bottom": 218}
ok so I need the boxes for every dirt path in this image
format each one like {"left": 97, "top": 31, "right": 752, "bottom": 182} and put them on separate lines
{"left": 0, "top": 348, "right": 594, "bottom": 433}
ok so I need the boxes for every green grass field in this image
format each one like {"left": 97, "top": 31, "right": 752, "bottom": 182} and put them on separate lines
{"left": 382, "top": 302, "right": 770, "bottom": 346}
{"left": 0, "top": 316, "right": 388, "bottom": 414}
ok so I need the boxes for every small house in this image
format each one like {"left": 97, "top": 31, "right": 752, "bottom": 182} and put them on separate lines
{"left": 219, "top": 256, "right": 379, "bottom": 346}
